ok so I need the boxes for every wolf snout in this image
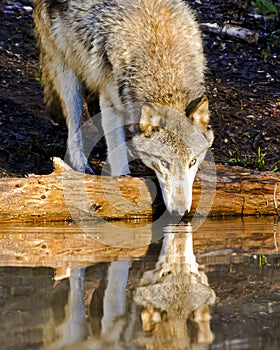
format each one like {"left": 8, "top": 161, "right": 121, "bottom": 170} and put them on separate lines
{"left": 168, "top": 199, "right": 192, "bottom": 217}
{"left": 168, "top": 182, "right": 192, "bottom": 217}
{"left": 171, "top": 209, "right": 187, "bottom": 218}
{"left": 171, "top": 205, "right": 191, "bottom": 217}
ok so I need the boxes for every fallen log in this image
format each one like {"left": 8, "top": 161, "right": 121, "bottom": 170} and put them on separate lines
{"left": 0, "top": 157, "right": 279, "bottom": 221}
{"left": 192, "top": 162, "right": 280, "bottom": 217}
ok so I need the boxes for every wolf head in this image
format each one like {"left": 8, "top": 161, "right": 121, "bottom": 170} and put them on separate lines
{"left": 132, "top": 97, "right": 213, "bottom": 216}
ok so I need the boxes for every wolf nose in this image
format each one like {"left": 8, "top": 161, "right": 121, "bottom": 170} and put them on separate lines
{"left": 171, "top": 210, "right": 182, "bottom": 218}
{"left": 171, "top": 208, "right": 187, "bottom": 218}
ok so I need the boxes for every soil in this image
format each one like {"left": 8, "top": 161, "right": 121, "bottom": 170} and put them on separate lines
{"left": 0, "top": 0, "right": 279, "bottom": 177}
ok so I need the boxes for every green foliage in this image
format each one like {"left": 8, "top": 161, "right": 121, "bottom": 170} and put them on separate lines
{"left": 256, "top": 146, "right": 266, "bottom": 170}
{"left": 228, "top": 146, "right": 278, "bottom": 172}
{"left": 258, "top": 254, "right": 267, "bottom": 267}
{"left": 251, "top": 0, "right": 280, "bottom": 62}
{"left": 251, "top": 0, "right": 279, "bottom": 19}
{"left": 34, "top": 69, "right": 41, "bottom": 82}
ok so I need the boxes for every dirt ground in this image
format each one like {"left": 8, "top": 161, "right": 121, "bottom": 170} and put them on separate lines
{"left": 0, "top": 0, "right": 279, "bottom": 177}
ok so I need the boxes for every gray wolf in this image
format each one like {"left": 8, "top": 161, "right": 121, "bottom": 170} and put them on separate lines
{"left": 33, "top": 0, "right": 214, "bottom": 216}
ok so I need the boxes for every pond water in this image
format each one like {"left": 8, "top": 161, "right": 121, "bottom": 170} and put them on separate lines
{"left": 0, "top": 217, "right": 279, "bottom": 350}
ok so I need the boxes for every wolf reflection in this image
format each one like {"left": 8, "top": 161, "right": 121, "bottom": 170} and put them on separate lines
{"left": 134, "top": 225, "right": 215, "bottom": 349}
{"left": 42, "top": 224, "right": 215, "bottom": 350}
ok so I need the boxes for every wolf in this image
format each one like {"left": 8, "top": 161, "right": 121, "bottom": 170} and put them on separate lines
{"left": 33, "top": 0, "right": 214, "bottom": 216}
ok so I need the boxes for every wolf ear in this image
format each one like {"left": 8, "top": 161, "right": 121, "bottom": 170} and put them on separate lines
{"left": 187, "top": 96, "right": 214, "bottom": 146}
{"left": 139, "top": 102, "right": 166, "bottom": 137}
{"left": 187, "top": 96, "right": 209, "bottom": 128}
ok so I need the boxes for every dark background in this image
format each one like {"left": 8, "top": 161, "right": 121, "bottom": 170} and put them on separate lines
{"left": 0, "top": 0, "right": 279, "bottom": 176}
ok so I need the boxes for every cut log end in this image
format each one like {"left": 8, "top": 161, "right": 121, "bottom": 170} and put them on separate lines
{"left": 52, "top": 157, "right": 73, "bottom": 173}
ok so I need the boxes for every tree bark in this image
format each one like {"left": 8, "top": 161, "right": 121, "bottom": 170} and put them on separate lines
{"left": 0, "top": 157, "right": 279, "bottom": 221}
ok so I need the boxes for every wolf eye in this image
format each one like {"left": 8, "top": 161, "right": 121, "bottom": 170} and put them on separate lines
{"left": 189, "top": 158, "right": 197, "bottom": 168}
{"left": 160, "top": 159, "right": 169, "bottom": 168}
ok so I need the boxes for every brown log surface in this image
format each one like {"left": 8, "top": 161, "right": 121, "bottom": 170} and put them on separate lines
{"left": 0, "top": 158, "right": 279, "bottom": 221}
{"left": 192, "top": 162, "right": 280, "bottom": 217}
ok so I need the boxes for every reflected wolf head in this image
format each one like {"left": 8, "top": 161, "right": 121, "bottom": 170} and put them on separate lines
{"left": 132, "top": 97, "right": 213, "bottom": 216}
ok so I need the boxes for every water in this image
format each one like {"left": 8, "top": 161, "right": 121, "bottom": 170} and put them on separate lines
{"left": 0, "top": 217, "right": 279, "bottom": 350}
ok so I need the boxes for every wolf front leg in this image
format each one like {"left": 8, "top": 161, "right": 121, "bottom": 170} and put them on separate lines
{"left": 100, "top": 94, "right": 130, "bottom": 176}
{"left": 54, "top": 65, "right": 93, "bottom": 174}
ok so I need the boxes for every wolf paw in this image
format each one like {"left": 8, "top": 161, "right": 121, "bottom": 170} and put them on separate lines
{"left": 72, "top": 162, "right": 95, "bottom": 175}
{"left": 84, "top": 163, "right": 95, "bottom": 175}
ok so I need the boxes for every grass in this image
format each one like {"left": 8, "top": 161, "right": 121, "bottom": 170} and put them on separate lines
{"left": 228, "top": 146, "right": 279, "bottom": 172}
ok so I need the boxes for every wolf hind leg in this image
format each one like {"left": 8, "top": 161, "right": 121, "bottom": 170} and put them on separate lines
{"left": 42, "top": 55, "right": 93, "bottom": 174}
{"left": 100, "top": 95, "right": 130, "bottom": 176}
{"left": 41, "top": 64, "right": 65, "bottom": 125}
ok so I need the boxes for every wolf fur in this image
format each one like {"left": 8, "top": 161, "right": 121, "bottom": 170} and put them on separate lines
{"left": 33, "top": 0, "right": 214, "bottom": 215}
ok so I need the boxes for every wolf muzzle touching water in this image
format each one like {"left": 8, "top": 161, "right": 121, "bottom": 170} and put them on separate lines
{"left": 33, "top": 0, "right": 214, "bottom": 216}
